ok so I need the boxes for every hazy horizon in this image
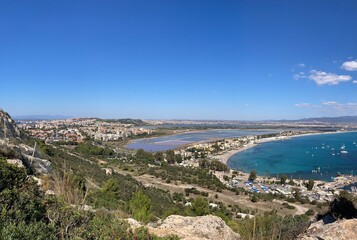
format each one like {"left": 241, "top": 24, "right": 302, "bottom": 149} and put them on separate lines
{"left": 10, "top": 112, "right": 357, "bottom": 122}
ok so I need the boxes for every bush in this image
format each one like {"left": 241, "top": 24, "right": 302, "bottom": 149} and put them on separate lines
{"left": 190, "top": 197, "right": 209, "bottom": 216}
{"left": 251, "top": 195, "right": 258, "bottom": 203}
{"left": 248, "top": 170, "right": 257, "bottom": 181}
{"left": 75, "top": 142, "right": 114, "bottom": 156}
{"left": 282, "top": 202, "right": 296, "bottom": 210}
{"left": 130, "top": 191, "right": 152, "bottom": 223}
{"left": 318, "top": 191, "right": 357, "bottom": 220}
{"left": 305, "top": 209, "right": 315, "bottom": 216}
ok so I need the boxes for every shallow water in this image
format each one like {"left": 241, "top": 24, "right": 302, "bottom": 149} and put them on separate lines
{"left": 228, "top": 132, "right": 357, "bottom": 181}
{"left": 127, "top": 129, "right": 279, "bottom": 151}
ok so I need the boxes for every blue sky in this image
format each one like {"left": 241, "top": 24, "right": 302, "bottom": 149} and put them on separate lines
{"left": 1, "top": 0, "right": 356, "bottom": 120}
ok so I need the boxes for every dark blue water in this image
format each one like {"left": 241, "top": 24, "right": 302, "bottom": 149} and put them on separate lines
{"left": 127, "top": 129, "right": 279, "bottom": 151}
{"left": 228, "top": 132, "right": 357, "bottom": 181}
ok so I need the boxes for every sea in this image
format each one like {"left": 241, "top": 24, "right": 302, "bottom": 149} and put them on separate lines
{"left": 228, "top": 131, "right": 357, "bottom": 181}
{"left": 126, "top": 129, "right": 280, "bottom": 151}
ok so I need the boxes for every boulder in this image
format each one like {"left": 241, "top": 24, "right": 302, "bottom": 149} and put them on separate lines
{"left": 299, "top": 218, "right": 357, "bottom": 240}
{"left": 148, "top": 215, "right": 240, "bottom": 240}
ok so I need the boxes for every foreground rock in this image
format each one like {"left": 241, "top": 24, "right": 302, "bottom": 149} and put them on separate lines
{"left": 148, "top": 215, "right": 240, "bottom": 240}
{"left": 299, "top": 219, "right": 357, "bottom": 240}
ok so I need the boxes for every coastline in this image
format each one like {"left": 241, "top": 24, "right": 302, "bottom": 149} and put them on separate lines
{"left": 212, "top": 130, "right": 352, "bottom": 166}
{"left": 126, "top": 128, "right": 281, "bottom": 150}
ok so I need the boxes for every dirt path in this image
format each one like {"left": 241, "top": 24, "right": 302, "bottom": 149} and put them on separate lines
{"left": 114, "top": 168, "right": 306, "bottom": 216}
{"left": 274, "top": 199, "right": 310, "bottom": 215}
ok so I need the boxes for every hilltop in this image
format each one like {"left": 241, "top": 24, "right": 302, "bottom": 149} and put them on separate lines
{"left": 1, "top": 107, "right": 357, "bottom": 239}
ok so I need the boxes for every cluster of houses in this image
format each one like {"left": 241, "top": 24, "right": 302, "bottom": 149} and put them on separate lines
{"left": 18, "top": 118, "right": 152, "bottom": 143}
{"left": 229, "top": 173, "right": 354, "bottom": 203}
{"left": 173, "top": 136, "right": 256, "bottom": 161}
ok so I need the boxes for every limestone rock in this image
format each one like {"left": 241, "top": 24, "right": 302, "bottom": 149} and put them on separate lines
{"left": 299, "top": 219, "right": 357, "bottom": 240}
{"left": 148, "top": 215, "right": 240, "bottom": 240}
{"left": 6, "top": 159, "right": 24, "bottom": 168}
{"left": 126, "top": 218, "right": 142, "bottom": 229}
{"left": 0, "top": 109, "right": 21, "bottom": 140}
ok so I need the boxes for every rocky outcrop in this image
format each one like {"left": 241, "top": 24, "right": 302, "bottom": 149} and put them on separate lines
{"left": 0, "top": 108, "right": 21, "bottom": 140}
{"left": 147, "top": 215, "right": 240, "bottom": 240}
{"left": 1, "top": 108, "right": 51, "bottom": 174}
{"left": 299, "top": 219, "right": 357, "bottom": 240}
{"left": 24, "top": 154, "right": 52, "bottom": 174}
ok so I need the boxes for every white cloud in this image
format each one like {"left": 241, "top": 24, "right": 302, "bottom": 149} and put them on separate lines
{"left": 322, "top": 101, "right": 338, "bottom": 106}
{"left": 341, "top": 60, "right": 357, "bottom": 71}
{"left": 297, "top": 63, "right": 305, "bottom": 67}
{"left": 353, "top": 80, "right": 357, "bottom": 84}
{"left": 294, "top": 103, "right": 310, "bottom": 107}
{"left": 293, "top": 72, "right": 306, "bottom": 80}
{"left": 308, "top": 70, "right": 352, "bottom": 85}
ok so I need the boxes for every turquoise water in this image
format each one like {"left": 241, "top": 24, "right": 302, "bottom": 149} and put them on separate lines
{"left": 127, "top": 129, "right": 279, "bottom": 151}
{"left": 228, "top": 132, "right": 357, "bottom": 181}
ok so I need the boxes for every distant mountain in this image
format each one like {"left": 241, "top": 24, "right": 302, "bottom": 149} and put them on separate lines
{"left": 13, "top": 114, "right": 73, "bottom": 121}
{"left": 296, "top": 116, "right": 357, "bottom": 124}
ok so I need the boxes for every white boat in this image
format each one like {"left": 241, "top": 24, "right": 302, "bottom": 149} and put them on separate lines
{"left": 341, "top": 150, "right": 348, "bottom": 154}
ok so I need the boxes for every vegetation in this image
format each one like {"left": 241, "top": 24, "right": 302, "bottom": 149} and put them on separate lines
{"left": 130, "top": 191, "right": 153, "bottom": 222}
{"left": 317, "top": 191, "right": 357, "bottom": 220}
{"left": 0, "top": 158, "right": 177, "bottom": 239}
{"left": 280, "top": 174, "right": 287, "bottom": 185}
{"left": 189, "top": 197, "right": 210, "bottom": 216}
{"left": 101, "top": 118, "right": 147, "bottom": 126}
{"left": 0, "top": 127, "right": 323, "bottom": 240}
{"left": 199, "top": 159, "right": 228, "bottom": 171}
{"left": 248, "top": 170, "right": 257, "bottom": 181}
{"left": 75, "top": 142, "right": 114, "bottom": 156}
{"left": 235, "top": 211, "right": 310, "bottom": 240}
{"left": 147, "top": 164, "right": 225, "bottom": 190}
{"left": 305, "top": 179, "right": 315, "bottom": 191}
{"left": 34, "top": 141, "right": 179, "bottom": 220}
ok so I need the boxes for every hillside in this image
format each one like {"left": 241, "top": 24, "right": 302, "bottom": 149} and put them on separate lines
{"left": 101, "top": 118, "right": 148, "bottom": 126}
{"left": 1, "top": 107, "right": 357, "bottom": 239}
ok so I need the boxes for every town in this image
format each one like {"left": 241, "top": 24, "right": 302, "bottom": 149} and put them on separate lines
{"left": 17, "top": 118, "right": 152, "bottom": 143}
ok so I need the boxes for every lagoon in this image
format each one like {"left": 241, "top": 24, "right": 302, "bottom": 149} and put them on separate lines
{"left": 127, "top": 129, "right": 279, "bottom": 151}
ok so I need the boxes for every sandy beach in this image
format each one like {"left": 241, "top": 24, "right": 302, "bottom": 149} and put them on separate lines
{"left": 212, "top": 143, "right": 256, "bottom": 164}
{"left": 211, "top": 131, "right": 349, "bottom": 165}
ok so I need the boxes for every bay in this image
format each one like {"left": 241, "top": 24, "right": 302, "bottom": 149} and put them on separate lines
{"left": 228, "top": 132, "right": 357, "bottom": 181}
